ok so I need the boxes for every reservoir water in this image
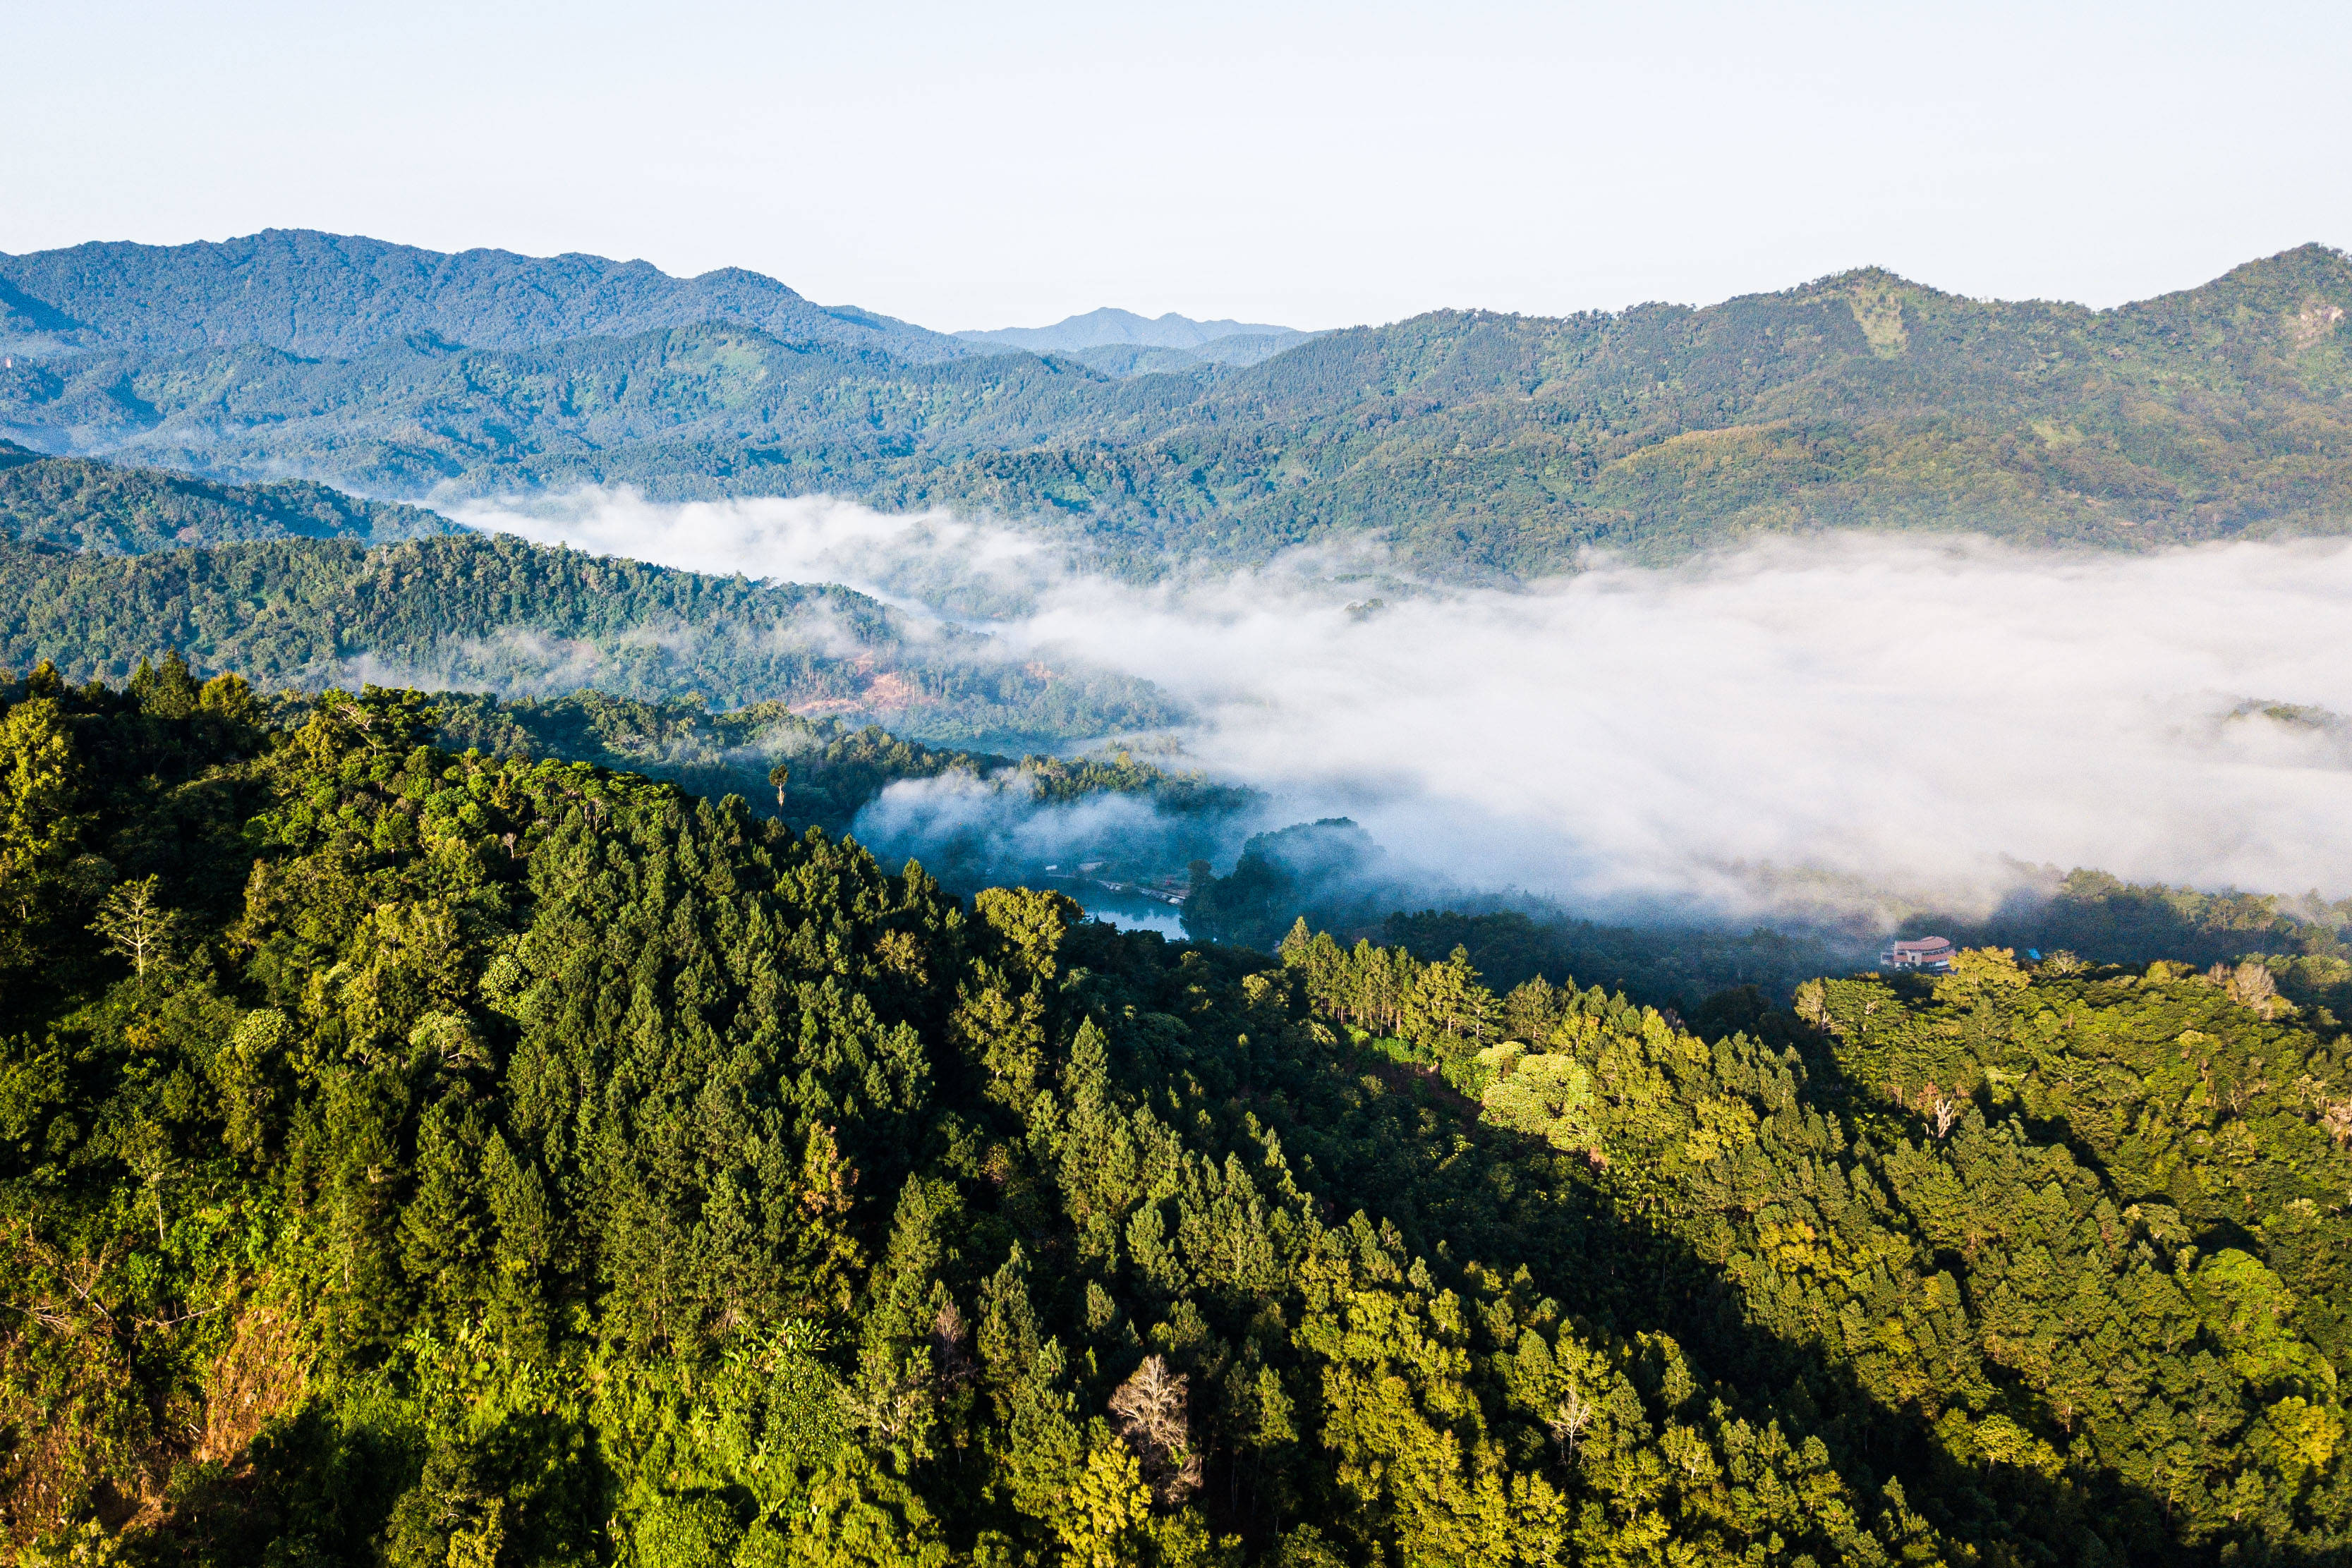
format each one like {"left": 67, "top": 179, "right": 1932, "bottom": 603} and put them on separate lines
{"left": 1077, "top": 886, "right": 1188, "bottom": 938}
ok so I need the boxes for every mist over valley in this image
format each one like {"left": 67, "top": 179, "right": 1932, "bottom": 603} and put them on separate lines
{"left": 453, "top": 485, "right": 2352, "bottom": 957}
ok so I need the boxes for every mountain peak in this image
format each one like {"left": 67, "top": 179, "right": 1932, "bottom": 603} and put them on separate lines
{"left": 2117, "top": 243, "right": 2352, "bottom": 347}
{"left": 2181, "top": 241, "right": 2352, "bottom": 300}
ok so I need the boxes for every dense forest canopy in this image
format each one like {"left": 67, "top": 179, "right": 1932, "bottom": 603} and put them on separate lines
{"left": 1, "top": 665, "right": 2348, "bottom": 1566}
{"left": 6, "top": 236, "right": 2351, "bottom": 576}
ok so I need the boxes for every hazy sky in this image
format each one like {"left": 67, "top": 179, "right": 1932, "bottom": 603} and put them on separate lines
{"left": 7, "top": 0, "right": 2348, "bottom": 332}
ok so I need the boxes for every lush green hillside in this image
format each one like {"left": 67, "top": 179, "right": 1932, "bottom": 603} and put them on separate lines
{"left": 1068, "top": 344, "right": 1223, "bottom": 377}
{"left": 8, "top": 245, "right": 2350, "bottom": 576}
{"left": 0, "top": 229, "right": 969, "bottom": 362}
{"left": 0, "top": 530, "right": 1179, "bottom": 748}
{"left": 0, "top": 441, "right": 451, "bottom": 553}
{"left": 1063, "top": 336, "right": 1303, "bottom": 375}
{"left": 0, "top": 669, "right": 2346, "bottom": 1565}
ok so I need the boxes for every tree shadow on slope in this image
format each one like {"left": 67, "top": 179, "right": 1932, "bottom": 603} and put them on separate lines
{"left": 1290, "top": 1009, "right": 2350, "bottom": 1568}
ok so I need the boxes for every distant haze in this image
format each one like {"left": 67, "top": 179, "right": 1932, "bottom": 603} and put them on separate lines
{"left": 953, "top": 309, "right": 1316, "bottom": 376}
{"left": 457, "top": 487, "right": 2352, "bottom": 918}
{"left": 956, "top": 308, "right": 1307, "bottom": 352}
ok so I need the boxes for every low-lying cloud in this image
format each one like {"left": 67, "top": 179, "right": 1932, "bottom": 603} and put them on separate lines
{"left": 850, "top": 770, "right": 1227, "bottom": 881}
{"left": 449, "top": 487, "right": 1061, "bottom": 621}
{"left": 457, "top": 487, "right": 2352, "bottom": 918}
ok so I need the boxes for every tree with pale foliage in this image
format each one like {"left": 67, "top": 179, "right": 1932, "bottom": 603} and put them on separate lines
{"left": 1110, "top": 1353, "right": 1202, "bottom": 1507}
{"left": 89, "top": 875, "right": 181, "bottom": 980}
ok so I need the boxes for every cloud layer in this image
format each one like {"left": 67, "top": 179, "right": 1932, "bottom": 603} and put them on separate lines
{"left": 456, "top": 488, "right": 2352, "bottom": 917}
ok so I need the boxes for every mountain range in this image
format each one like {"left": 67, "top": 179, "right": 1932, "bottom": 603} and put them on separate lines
{"left": 4, "top": 231, "right": 2350, "bottom": 576}
{"left": 0, "top": 229, "right": 971, "bottom": 362}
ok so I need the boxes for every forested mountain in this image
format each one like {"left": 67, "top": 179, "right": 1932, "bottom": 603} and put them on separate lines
{"left": 957, "top": 309, "right": 1312, "bottom": 364}
{"left": 0, "top": 325, "right": 1146, "bottom": 501}
{"left": 0, "top": 440, "right": 451, "bottom": 554}
{"left": 956, "top": 308, "right": 1302, "bottom": 352}
{"left": 7, "top": 242, "right": 2348, "bottom": 575}
{"left": 1065, "top": 335, "right": 1307, "bottom": 377}
{"left": 0, "top": 230, "right": 970, "bottom": 363}
{"left": 0, "top": 528, "right": 1179, "bottom": 748}
{"left": 1065, "top": 343, "right": 1229, "bottom": 378}
{"left": 1, "top": 669, "right": 2348, "bottom": 1565}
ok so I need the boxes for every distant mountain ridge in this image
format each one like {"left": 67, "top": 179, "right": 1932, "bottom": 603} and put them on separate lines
{"left": 1063, "top": 332, "right": 1314, "bottom": 376}
{"left": 5, "top": 238, "right": 2351, "bottom": 577}
{"left": 0, "top": 229, "right": 973, "bottom": 362}
{"left": 957, "top": 305, "right": 1311, "bottom": 355}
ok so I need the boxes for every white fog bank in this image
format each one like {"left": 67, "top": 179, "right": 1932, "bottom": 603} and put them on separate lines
{"left": 454, "top": 489, "right": 2352, "bottom": 917}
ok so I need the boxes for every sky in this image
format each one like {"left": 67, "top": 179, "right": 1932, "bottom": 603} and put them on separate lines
{"left": 6, "top": 1, "right": 2349, "bottom": 332}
